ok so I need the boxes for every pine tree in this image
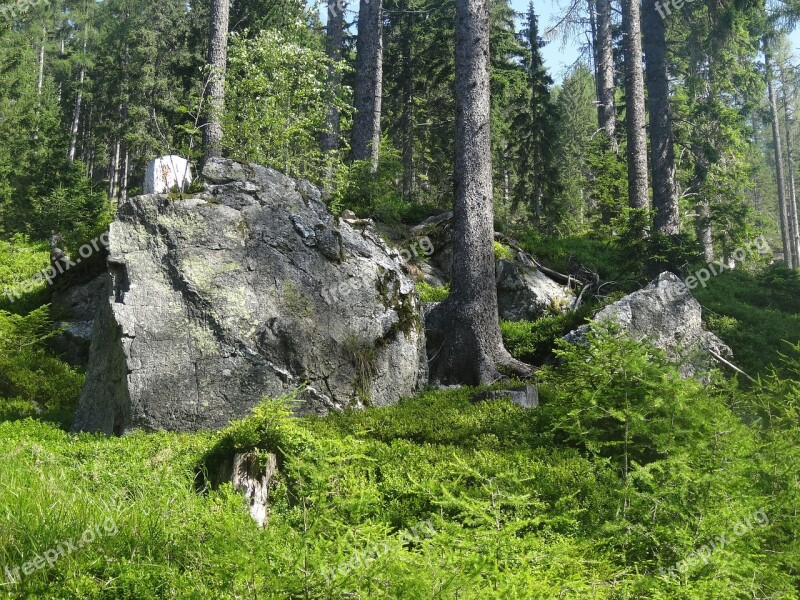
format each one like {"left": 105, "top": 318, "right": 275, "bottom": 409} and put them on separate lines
{"left": 431, "top": 0, "right": 531, "bottom": 385}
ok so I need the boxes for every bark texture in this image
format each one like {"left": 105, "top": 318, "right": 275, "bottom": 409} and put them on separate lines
{"left": 765, "top": 39, "right": 794, "bottom": 268}
{"left": 595, "top": 0, "right": 616, "bottom": 147}
{"left": 622, "top": 0, "right": 649, "bottom": 210}
{"left": 780, "top": 65, "right": 800, "bottom": 265}
{"left": 643, "top": 0, "right": 679, "bottom": 234}
{"left": 432, "top": 0, "right": 531, "bottom": 385}
{"left": 68, "top": 29, "right": 88, "bottom": 162}
{"left": 203, "top": 0, "right": 230, "bottom": 163}
{"left": 321, "top": 0, "right": 346, "bottom": 158}
{"left": 351, "top": 0, "right": 383, "bottom": 170}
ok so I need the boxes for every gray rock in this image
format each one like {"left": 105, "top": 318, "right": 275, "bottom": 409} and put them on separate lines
{"left": 408, "top": 212, "right": 573, "bottom": 321}
{"left": 51, "top": 274, "right": 108, "bottom": 366}
{"left": 73, "top": 158, "right": 427, "bottom": 434}
{"left": 471, "top": 385, "right": 539, "bottom": 409}
{"left": 564, "top": 272, "right": 732, "bottom": 378}
{"left": 496, "top": 259, "right": 574, "bottom": 321}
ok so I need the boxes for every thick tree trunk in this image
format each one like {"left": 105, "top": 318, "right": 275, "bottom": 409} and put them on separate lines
{"left": 69, "top": 30, "right": 88, "bottom": 162}
{"left": 351, "top": 0, "right": 383, "bottom": 170}
{"left": 643, "top": 0, "right": 679, "bottom": 234}
{"left": 622, "top": 0, "right": 649, "bottom": 211}
{"left": 432, "top": 0, "right": 531, "bottom": 386}
{"left": 322, "top": 0, "right": 346, "bottom": 159}
{"left": 203, "top": 0, "right": 230, "bottom": 163}
{"left": 595, "top": 0, "right": 616, "bottom": 148}
{"left": 765, "top": 39, "right": 795, "bottom": 268}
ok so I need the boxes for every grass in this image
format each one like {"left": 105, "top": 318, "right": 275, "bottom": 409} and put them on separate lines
{"left": 694, "top": 264, "right": 800, "bottom": 377}
{"left": 1, "top": 331, "right": 799, "bottom": 597}
{"left": 1, "top": 236, "right": 799, "bottom": 598}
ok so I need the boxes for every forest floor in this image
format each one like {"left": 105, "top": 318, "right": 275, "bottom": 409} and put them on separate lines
{"left": 1, "top": 236, "right": 800, "bottom": 599}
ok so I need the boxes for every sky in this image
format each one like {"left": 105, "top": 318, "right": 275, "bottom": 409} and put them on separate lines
{"left": 513, "top": 0, "right": 800, "bottom": 83}
{"left": 509, "top": 0, "right": 584, "bottom": 82}
{"left": 316, "top": 0, "right": 800, "bottom": 85}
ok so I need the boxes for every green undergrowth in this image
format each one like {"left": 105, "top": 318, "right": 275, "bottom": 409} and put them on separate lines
{"left": 0, "top": 235, "right": 51, "bottom": 314}
{"left": 501, "top": 303, "right": 596, "bottom": 365}
{"left": 694, "top": 264, "right": 800, "bottom": 377}
{"left": 0, "top": 236, "right": 88, "bottom": 427}
{"left": 1, "top": 327, "right": 799, "bottom": 598}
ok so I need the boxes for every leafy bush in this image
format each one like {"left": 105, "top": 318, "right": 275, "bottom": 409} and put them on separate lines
{"left": 500, "top": 303, "right": 594, "bottom": 364}
{"left": 0, "top": 234, "right": 50, "bottom": 313}
{"left": 0, "top": 306, "right": 84, "bottom": 427}
{"left": 493, "top": 241, "right": 515, "bottom": 261}
{"left": 225, "top": 26, "right": 352, "bottom": 185}
{"left": 332, "top": 147, "right": 406, "bottom": 222}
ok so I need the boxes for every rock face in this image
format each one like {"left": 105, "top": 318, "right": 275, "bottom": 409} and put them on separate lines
{"left": 51, "top": 274, "right": 108, "bottom": 366}
{"left": 410, "top": 212, "right": 573, "bottom": 321}
{"left": 73, "top": 158, "right": 427, "bottom": 434}
{"left": 564, "top": 272, "right": 731, "bottom": 378}
{"left": 496, "top": 259, "right": 573, "bottom": 321}
{"left": 144, "top": 155, "right": 193, "bottom": 194}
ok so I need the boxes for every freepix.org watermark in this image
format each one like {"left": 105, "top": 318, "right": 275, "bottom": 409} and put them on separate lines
{"left": 659, "top": 508, "right": 769, "bottom": 582}
{"left": 663, "top": 236, "right": 768, "bottom": 301}
{"left": 322, "top": 519, "right": 436, "bottom": 583}
{"left": 3, "top": 517, "right": 118, "bottom": 587}
{"left": 2, "top": 233, "right": 109, "bottom": 304}
{"left": 654, "top": 0, "right": 698, "bottom": 19}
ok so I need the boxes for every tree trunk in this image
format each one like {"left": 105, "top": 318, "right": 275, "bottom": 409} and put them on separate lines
{"left": 401, "top": 6, "right": 415, "bottom": 199}
{"left": 119, "top": 146, "right": 129, "bottom": 203}
{"left": 322, "top": 0, "right": 346, "bottom": 159}
{"left": 765, "top": 38, "right": 794, "bottom": 268}
{"left": 780, "top": 65, "right": 800, "bottom": 265}
{"left": 698, "top": 198, "right": 713, "bottom": 262}
{"left": 622, "top": 0, "right": 649, "bottom": 211}
{"left": 351, "top": 0, "right": 383, "bottom": 171}
{"left": 643, "top": 0, "right": 679, "bottom": 234}
{"left": 432, "top": 0, "right": 531, "bottom": 386}
{"left": 69, "top": 29, "right": 88, "bottom": 162}
{"left": 203, "top": 0, "right": 230, "bottom": 163}
{"left": 108, "top": 139, "right": 120, "bottom": 200}
{"left": 595, "top": 0, "right": 616, "bottom": 148}
{"left": 37, "top": 27, "right": 46, "bottom": 97}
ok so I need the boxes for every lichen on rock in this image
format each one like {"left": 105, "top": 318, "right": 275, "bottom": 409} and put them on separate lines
{"left": 73, "top": 159, "right": 427, "bottom": 434}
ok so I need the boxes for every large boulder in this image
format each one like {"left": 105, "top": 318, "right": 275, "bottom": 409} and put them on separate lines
{"left": 409, "top": 212, "right": 573, "bottom": 321}
{"left": 73, "top": 158, "right": 427, "bottom": 435}
{"left": 564, "top": 272, "right": 731, "bottom": 378}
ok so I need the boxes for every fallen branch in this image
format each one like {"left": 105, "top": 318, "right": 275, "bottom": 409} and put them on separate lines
{"left": 531, "top": 259, "right": 573, "bottom": 286}
{"left": 572, "top": 283, "right": 592, "bottom": 310}
{"left": 709, "top": 350, "right": 756, "bottom": 383}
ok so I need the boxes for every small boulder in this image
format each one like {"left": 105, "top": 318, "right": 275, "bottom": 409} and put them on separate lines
{"left": 471, "top": 385, "right": 539, "bottom": 409}
{"left": 496, "top": 259, "right": 573, "bottom": 321}
{"left": 408, "top": 212, "right": 573, "bottom": 321}
{"left": 564, "top": 272, "right": 732, "bottom": 379}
